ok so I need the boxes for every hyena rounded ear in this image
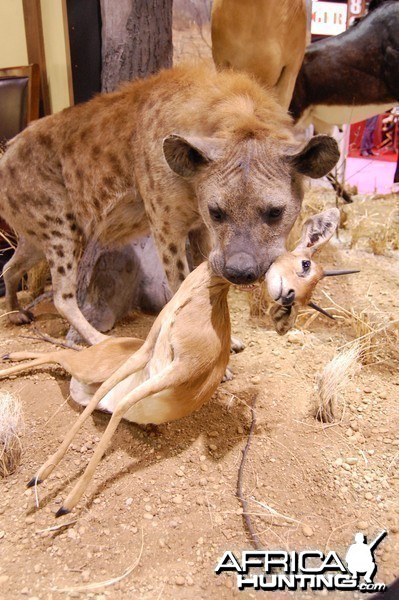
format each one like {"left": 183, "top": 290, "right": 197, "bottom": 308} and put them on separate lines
{"left": 288, "top": 135, "right": 340, "bottom": 179}
{"left": 296, "top": 208, "right": 340, "bottom": 254}
{"left": 270, "top": 303, "right": 299, "bottom": 336}
{"left": 163, "top": 134, "right": 225, "bottom": 178}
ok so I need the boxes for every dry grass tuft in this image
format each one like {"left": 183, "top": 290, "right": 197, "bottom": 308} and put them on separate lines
{"left": 286, "top": 188, "right": 332, "bottom": 250}
{"left": 315, "top": 342, "right": 361, "bottom": 423}
{"left": 27, "top": 260, "right": 50, "bottom": 299}
{"left": 248, "top": 285, "right": 271, "bottom": 321}
{"left": 346, "top": 195, "right": 399, "bottom": 254}
{"left": 0, "top": 390, "right": 24, "bottom": 477}
{"left": 321, "top": 290, "right": 398, "bottom": 364}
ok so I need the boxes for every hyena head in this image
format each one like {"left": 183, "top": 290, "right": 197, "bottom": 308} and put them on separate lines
{"left": 163, "top": 133, "right": 339, "bottom": 286}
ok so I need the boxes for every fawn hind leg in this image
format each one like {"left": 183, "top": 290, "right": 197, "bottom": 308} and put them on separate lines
{"left": 27, "top": 344, "right": 152, "bottom": 489}
{"left": 57, "top": 365, "right": 177, "bottom": 516}
{"left": 2, "top": 237, "right": 44, "bottom": 324}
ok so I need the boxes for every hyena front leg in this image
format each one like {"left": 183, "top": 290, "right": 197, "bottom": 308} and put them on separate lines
{"left": 147, "top": 217, "right": 189, "bottom": 294}
{"left": 45, "top": 236, "right": 107, "bottom": 346}
{"left": 153, "top": 231, "right": 190, "bottom": 294}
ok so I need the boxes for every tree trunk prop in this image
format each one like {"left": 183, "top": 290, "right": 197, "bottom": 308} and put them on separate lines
{"left": 71, "top": 0, "right": 173, "bottom": 342}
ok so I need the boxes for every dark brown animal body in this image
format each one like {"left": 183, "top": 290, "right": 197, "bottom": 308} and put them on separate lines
{"left": 290, "top": 1, "right": 399, "bottom": 132}
{"left": 0, "top": 64, "right": 338, "bottom": 344}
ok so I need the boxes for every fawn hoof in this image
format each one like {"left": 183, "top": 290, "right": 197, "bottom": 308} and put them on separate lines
{"left": 27, "top": 476, "right": 43, "bottom": 488}
{"left": 55, "top": 506, "right": 71, "bottom": 518}
{"left": 2, "top": 353, "right": 10, "bottom": 361}
{"left": 230, "top": 336, "right": 245, "bottom": 354}
{"left": 9, "top": 310, "right": 34, "bottom": 325}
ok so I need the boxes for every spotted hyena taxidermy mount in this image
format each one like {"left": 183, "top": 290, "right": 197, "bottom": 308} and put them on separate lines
{"left": 0, "top": 64, "right": 339, "bottom": 345}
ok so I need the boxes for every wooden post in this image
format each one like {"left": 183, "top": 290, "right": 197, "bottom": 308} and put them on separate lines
{"left": 22, "top": 0, "right": 51, "bottom": 115}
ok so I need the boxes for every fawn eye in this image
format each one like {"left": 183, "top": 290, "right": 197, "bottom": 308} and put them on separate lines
{"left": 302, "top": 260, "right": 311, "bottom": 272}
{"left": 209, "top": 206, "right": 225, "bottom": 223}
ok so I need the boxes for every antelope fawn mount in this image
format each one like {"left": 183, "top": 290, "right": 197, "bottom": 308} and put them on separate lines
{"left": 0, "top": 64, "right": 339, "bottom": 345}
{"left": 0, "top": 208, "right": 358, "bottom": 516}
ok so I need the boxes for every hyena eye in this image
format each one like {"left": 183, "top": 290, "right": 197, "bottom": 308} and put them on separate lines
{"left": 263, "top": 207, "right": 284, "bottom": 222}
{"left": 302, "top": 260, "right": 311, "bottom": 272}
{"left": 209, "top": 207, "right": 225, "bottom": 223}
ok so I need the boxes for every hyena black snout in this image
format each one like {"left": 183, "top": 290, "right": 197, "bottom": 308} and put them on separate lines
{"left": 223, "top": 252, "right": 260, "bottom": 285}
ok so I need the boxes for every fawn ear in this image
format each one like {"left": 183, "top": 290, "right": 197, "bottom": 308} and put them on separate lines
{"left": 163, "top": 134, "right": 225, "bottom": 177}
{"left": 270, "top": 303, "right": 299, "bottom": 336}
{"left": 295, "top": 208, "right": 340, "bottom": 254}
{"left": 287, "top": 135, "right": 340, "bottom": 179}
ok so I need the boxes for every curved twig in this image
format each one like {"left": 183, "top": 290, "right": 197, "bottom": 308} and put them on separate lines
{"left": 237, "top": 394, "right": 262, "bottom": 549}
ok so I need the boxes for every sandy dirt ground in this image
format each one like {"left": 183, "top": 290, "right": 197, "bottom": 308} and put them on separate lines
{"left": 0, "top": 189, "right": 398, "bottom": 600}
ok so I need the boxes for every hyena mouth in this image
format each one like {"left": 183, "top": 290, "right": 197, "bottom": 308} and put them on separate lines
{"left": 233, "top": 283, "right": 260, "bottom": 292}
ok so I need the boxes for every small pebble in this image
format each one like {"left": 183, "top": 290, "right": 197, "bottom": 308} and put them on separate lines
{"left": 302, "top": 524, "right": 313, "bottom": 537}
{"left": 82, "top": 570, "right": 90, "bottom": 583}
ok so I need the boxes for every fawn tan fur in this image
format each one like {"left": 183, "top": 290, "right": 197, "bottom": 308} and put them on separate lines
{"left": 0, "top": 63, "right": 339, "bottom": 345}
{"left": 0, "top": 338, "right": 143, "bottom": 383}
{"left": 211, "top": 0, "right": 308, "bottom": 109}
{"left": 0, "top": 210, "right": 353, "bottom": 516}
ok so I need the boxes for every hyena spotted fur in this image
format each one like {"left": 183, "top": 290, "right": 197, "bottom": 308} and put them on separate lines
{"left": 0, "top": 64, "right": 339, "bottom": 344}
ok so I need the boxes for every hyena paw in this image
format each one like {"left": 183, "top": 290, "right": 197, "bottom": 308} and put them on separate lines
{"left": 8, "top": 309, "right": 34, "bottom": 325}
{"left": 222, "top": 366, "right": 234, "bottom": 382}
{"left": 230, "top": 336, "right": 245, "bottom": 354}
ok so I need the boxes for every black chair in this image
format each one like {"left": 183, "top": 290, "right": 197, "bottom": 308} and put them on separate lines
{"left": 0, "top": 64, "right": 40, "bottom": 296}
{"left": 0, "top": 64, "right": 40, "bottom": 141}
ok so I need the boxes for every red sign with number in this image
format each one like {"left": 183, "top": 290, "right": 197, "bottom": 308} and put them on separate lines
{"left": 347, "top": 0, "right": 367, "bottom": 27}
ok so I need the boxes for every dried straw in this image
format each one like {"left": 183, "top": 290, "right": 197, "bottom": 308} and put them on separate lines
{"left": 0, "top": 390, "right": 24, "bottom": 476}
{"left": 315, "top": 342, "right": 361, "bottom": 423}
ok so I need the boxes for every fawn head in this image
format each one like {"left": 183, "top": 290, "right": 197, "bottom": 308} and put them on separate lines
{"left": 265, "top": 208, "right": 359, "bottom": 334}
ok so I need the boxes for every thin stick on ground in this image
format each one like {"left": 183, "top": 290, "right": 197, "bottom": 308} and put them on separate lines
{"left": 36, "top": 519, "right": 77, "bottom": 534}
{"left": 25, "top": 290, "right": 53, "bottom": 311}
{"left": 250, "top": 498, "right": 305, "bottom": 527}
{"left": 21, "top": 326, "right": 81, "bottom": 351}
{"left": 236, "top": 393, "right": 262, "bottom": 549}
{"left": 52, "top": 528, "right": 144, "bottom": 593}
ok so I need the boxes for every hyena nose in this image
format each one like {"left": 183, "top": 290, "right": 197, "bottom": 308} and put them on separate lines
{"left": 224, "top": 253, "right": 258, "bottom": 285}
{"left": 281, "top": 289, "right": 296, "bottom": 306}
